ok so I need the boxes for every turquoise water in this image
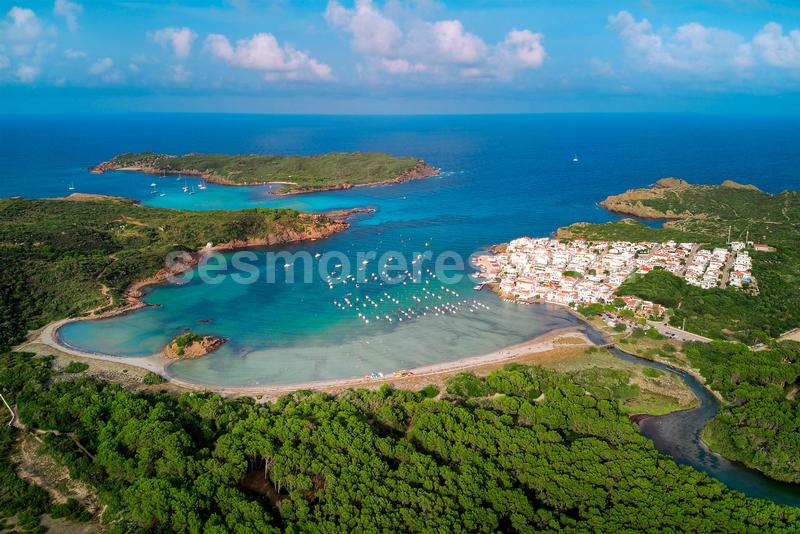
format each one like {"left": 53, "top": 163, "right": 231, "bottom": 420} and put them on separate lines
{"left": 58, "top": 231, "right": 581, "bottom": 386}
{"left": 6, "top": 113, "right": 800, "bottom": 503}
{"left": 5, "top": 113, "right": 800, "bottom": 387}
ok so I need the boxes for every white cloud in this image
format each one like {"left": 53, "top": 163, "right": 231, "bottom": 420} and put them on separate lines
{"left": 87, "top": 57, "right": 123, "bottom": 83}
{"left": 149, "top": 27, "right": 197, "bottom": 59}
{"left": 753, "top": 22, "right": 800, "bottom": 69}
{"left": 16, "top": 64, "right": 40, "bottom": 82}
{"left": 589, "top": 58, "right": 614, "bottom": 77}
{"left": 88, "top": 57, "right": 113, "bottom": 75}
{"left": 2, "top": 7, "right": 43, "bottom": 43}
{"left": 325, "top": 0, "right": 545, "bottom": 80}
{"left": 428, "top": 20, "right": 487, "bottom": 64}
{"left": 63, "top": 48, "right": 86, "bottom": 59}
{"left": 609, "top": 11, "right": 755, "bottom": 73}
{"left": 53, "top": 0, "right": 83, "bottom": 33}
{"left": 1, "top": 7, "right": 55, "bottom": 80}
{"left": 380, "top": 57, "right": 427, "bottom": 74}
{"left": 606, "top": 10, "right": 800, "bottom": 78}
{"left": 170, "top": 64, "right": 191, "bottom": 82}
{"left": 325, "top": 0, "right": 401, "bottom": 56}
{"left": 501, "top": 30, "right": 546, "bottom": 68}
{"left": 205, "top": 32, "right": 333, "bottom": 81}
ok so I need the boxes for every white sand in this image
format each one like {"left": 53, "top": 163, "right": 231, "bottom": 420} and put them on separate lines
{"left": 33, "top": 318, "right": 585, "bottom": 397}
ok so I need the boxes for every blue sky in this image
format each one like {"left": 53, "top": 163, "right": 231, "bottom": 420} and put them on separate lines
{"left": 1, "top": 0, "right": 800, "bottom": 113}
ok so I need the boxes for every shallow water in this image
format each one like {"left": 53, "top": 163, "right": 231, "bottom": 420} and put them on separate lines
{"left": 6, "top": 113, "right": 800, "bottom": 505}
{"left": 10, "top": 113, "right": 798, "bottom": 386}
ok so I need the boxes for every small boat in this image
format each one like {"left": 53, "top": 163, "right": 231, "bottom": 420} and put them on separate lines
{"left": 150, "top": 182, "right": 157, "bottom": 187}
{"left": 68, "top": 182, "right": 75, "bottom": 191}
{"left": 189, "top": 186, "right": 196, "bottom": 195}
{"left": 572, "top": 154, "right": 579, "bottom": 162}
{"left": 159, "top": 193, "right": 166, "bottom": 197}
{"left": 182, "top": 179, "right": 189, "bottom": 193}
{"left": 198, "top": 180, "right": 207, "bottom": 190}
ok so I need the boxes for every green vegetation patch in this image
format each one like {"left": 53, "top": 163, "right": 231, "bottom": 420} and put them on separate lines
{"left": 105, "top": 151, "right": 428, "bottom": 193}
{"left": 142, "top": 371, "right": 167, "bottom": 385}
{"left": 61, "top": 361, "right": 89, "bottom": 374}
{"left": 170, "top": 332, "right": 202, "bottom": 356}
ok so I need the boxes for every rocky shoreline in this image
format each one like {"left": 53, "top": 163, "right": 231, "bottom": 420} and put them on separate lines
{"left": 89, "top": 159, "right": 439, "bottom": 196}
{"left": 598, "top": 177, "right": 761, "bottom": 219}
{"left": 163, "top": 334, "right": 226, "bottom": 360}
{"left": 66, "top": 211, "right": 355, "bottom": 326}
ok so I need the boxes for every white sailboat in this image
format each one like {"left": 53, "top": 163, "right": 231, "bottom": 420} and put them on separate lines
{"left": 198, "top": 180, "right": 207, "bottom": 190}
{"left": 182, "top": 178, "right": 189, "bottom": 193}
{"left": 572, "top": 154, "right": 579, "bottom": 162}
{"left": 68, "top": 182, "right": 75, "bottom": 191}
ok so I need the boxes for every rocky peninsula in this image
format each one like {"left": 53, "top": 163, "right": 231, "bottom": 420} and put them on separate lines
{"left": 599, "top": 177, "right": 763, "bottom": 219}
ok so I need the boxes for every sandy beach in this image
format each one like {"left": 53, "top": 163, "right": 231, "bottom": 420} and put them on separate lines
{"left": 27, "top": 319, "right": 589, "bottom": 398}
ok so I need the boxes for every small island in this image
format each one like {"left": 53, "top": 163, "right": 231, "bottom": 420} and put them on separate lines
{"left": 164, "top": 332, "right": 225, "bottom": 360}
{"left": 91, "top": 151, "right": 438, "bottom": 195}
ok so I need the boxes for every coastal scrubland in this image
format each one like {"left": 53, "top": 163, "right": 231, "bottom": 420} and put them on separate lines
{"left": 93, "top": 152, "right": 436, "bottom": 194}
{"left": 2, "top": 351, "right": 798, "bottom": 532}
{"left": 0, "top": 196, "right": 343, "bottom": 351}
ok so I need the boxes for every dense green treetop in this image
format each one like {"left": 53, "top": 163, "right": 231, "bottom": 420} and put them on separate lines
{"left": 684, "top": 340, "right": 800, "bottom": 483}
{"left": 2, "top": 352, "right": 798, "bottom": 532}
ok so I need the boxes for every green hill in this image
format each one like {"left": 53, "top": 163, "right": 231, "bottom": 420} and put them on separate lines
{"left": 92, "top": 151, "right": 437, "bottom": 194}
{"left": 0, "top": 196, "right": 344, "bottom": 350}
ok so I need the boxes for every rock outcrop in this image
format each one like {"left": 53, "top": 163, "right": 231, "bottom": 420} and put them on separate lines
{"left": 598, "top": 178, "right": 691, "bottom": 219}
{"left": 721, "top": 180, "right": 761, "bottom": 191}
{"left": 164, "top": 333, "right": 225, "bottom": 360}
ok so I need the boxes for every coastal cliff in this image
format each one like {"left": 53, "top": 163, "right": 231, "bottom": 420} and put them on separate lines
{"left": 90, "top": 152, "right": 439, "bottom": 195}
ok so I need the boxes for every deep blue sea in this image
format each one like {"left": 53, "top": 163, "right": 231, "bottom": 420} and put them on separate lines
{"left": 2, "top": 114, "right": 800, "bottom": 386}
